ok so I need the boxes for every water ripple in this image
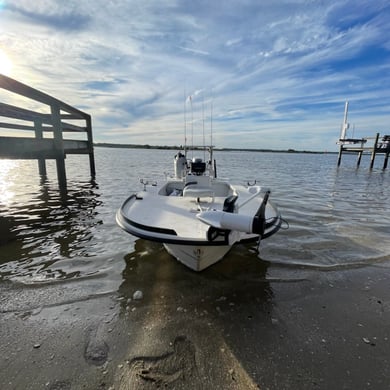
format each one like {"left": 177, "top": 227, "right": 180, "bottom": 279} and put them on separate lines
{"left": 0, "top": 150, "right": 389, "bottom": 286}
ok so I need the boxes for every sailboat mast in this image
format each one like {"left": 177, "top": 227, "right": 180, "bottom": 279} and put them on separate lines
{"left": 340, "top": 101, "right": 349, "bottom": 140}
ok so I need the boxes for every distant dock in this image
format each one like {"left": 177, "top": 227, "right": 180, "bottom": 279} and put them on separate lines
{"left": 0, "top": 74, "right": 95, "bottom": 188}
{"left": 337, "top": 133, "right": 390, "bottom": 169}
{"left": 336, "top": 102, "right": 390, "bottom": 169}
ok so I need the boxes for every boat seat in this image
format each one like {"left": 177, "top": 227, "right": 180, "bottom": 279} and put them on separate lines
{"left": 183, "top": 185, "right": 214, "bottom": 199}
{"left": 183, "top": 175, "right": 214, "bottom": 201}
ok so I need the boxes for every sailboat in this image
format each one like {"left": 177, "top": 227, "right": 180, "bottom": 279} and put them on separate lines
{"left": 337, "top": 101, "right": 367, "bottom": 145}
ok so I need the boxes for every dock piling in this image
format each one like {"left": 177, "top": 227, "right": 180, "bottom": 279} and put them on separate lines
{"left": 34, "top": 118, "right": 47, "bottom": 176}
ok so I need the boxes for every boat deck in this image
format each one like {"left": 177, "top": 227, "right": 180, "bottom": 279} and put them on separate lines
{"left": 121, "top": 184, "right": 275, "bottom": 241}
{"left": 127, "top": 192, "right": 226, "bottom": 239}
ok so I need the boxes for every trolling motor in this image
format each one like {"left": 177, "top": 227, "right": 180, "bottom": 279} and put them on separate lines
{"left": 197, "top": 190, "right": 271, "bottom": 241}
{"left": 251, "top": 190, "right": 270, "bottom": 236}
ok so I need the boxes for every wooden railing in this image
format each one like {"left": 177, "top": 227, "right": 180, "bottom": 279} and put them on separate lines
{"left": 0, "top": 74, "right": 95, "bottom": 187}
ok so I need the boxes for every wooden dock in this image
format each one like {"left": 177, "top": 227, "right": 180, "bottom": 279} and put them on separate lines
{"left": 336, "top": 101, "right": 390, "bottom": 169}
{"left": 337, "top": 133, "right": 390, "bottom": 169}
{"left": 0, "top": 74, "right": 95, "bottom": 188}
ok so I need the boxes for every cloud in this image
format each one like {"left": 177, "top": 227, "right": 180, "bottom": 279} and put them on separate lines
{"left": 0, "top": 0, "right": 389, "bottom": 151}
{"left": 4, "top": 1, "right": 91, "bottom": 31}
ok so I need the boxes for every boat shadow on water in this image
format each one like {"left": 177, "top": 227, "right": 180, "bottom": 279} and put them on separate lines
{"left": 118, "top": 238, "right": 274, "bottom": 304}
{"left": 116, "top": 239, "right": 276, "bottom": 389}
{"left": 115, "top": 234, "right": 390, "bottom": 389}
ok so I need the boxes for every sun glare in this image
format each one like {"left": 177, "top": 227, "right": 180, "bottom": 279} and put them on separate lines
{"left": 0, "top": 48, "right": 13, "bottom": 76}
{"left": 0, "top": 160, "right": 17, "bottom": 206}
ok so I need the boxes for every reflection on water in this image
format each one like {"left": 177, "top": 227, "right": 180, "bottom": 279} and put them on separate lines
{"left": 0, "top": 176, "right": 103, "bottom": 282}
{"left": 0, "top": 149, "right": 389, "bottom": 289}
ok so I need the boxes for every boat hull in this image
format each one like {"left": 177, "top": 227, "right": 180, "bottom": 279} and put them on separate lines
{"left": 163, "top": 243, "right": 232, "bottom": 271}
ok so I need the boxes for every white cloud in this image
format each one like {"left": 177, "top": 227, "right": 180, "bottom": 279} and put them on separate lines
{"left": 0, "top": 0, "right": 389, "bottom": 152}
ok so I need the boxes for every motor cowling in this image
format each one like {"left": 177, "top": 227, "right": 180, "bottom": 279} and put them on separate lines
{"left": 190, "top": 158, "right": 206, "bottom": 175}
{"left": 197, "top": 191, "right": 271, "bottom": 237}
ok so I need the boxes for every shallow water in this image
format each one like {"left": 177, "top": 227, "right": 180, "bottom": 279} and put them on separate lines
{"left": 0, "top": 148, "right": 389, "bottom": 291}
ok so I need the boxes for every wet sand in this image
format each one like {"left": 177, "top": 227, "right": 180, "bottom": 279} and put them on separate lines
{"left": 1, "top": 242, "right": 389, "bottom": 389}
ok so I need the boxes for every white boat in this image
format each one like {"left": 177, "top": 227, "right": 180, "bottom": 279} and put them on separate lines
{"left": 117, "top": 146, "right": 282, "bottom": 271}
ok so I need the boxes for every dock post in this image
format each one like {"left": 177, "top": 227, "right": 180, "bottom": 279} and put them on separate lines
{"left": 337, "top": 145, "right": 343, "bottom": 166}
{"left": 56, "top": 157, "right": 67, "bottom": 189}
{"left": 357, "top": 151, "right": 363, "bottom": 167}
{"left": 384, "top": 151, "right": 389, "bottom": 169}
{"left": 50, "top": 103, "right": 67, "bottom": 188}
{"left": 86, "top": 114, "right": 96, "bottom": 177}
{"left": 34, "top": 119, "right": 47, "bottom": 176}
{"left": 369, "top": 133, "right": 380, "bottom": 169}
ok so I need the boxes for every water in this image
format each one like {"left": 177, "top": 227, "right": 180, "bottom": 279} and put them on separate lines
{"left": 0, "top": 148, "right": 389, "bottom": 291}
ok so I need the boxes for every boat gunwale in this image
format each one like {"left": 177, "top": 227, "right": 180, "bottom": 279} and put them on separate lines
{"left": 116, "top": 194, "right": 283, "bottom": 246}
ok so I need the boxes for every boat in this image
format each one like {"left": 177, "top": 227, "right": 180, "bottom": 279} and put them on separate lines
{"left": 116, "top": 146, "right": 282, "bottom": 271}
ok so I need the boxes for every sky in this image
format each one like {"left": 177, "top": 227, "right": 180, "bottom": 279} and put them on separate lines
{"left": 0, "top": 0, "right": 389, "bottom": 152}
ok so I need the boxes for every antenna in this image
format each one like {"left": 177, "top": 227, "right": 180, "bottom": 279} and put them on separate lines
{"left": 210, "top": 95, "right": 213, "bottom": 148}
{"left": 202, "top": 94, "right": 206, "bottom": 161}
{"left": 210, "top": 91, "right": 214, "bottom": 177}
{"left": 184, "top": 90, "right": 187, "bottom": 157}
{"left": 190, "top": 95, "right": 194, "bottom": 159}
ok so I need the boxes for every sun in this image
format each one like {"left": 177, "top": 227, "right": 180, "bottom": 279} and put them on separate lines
{"left": 0, "top": 48, "right": 13, "bottom": 76}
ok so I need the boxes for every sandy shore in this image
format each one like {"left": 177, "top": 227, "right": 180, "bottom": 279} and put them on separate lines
{"left": 1, "top": 242, "right": 389, "bottom": 389}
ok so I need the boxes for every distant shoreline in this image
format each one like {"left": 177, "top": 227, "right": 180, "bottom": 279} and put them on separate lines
{"left": 94, "top": 142, "right": 335, "bottom": 154}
